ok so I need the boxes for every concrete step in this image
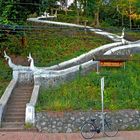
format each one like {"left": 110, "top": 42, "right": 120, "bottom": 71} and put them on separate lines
{"left": 1, "top": 122, "right": 37, "bottom": 132}
{"left": 6, "top": 105, "right": 26, "bottom": 109}
{"left": 6, "top": 104, "right": 26, "bottom": 108}
{"left": 0, "top": 128, "right": 24, "bottom": 132}
{"left": 13, "top": 89, "right": 32, "bottom": 94}
{"left": 10, "top": 94, "right": 32, "bottom": 99}
{"left": 12, "top": 92, "right": 32, "bottom": 96}
{"left": 4, "top": 116, "right": 25, "bottom": 122}
{"left": 12, "top": 92, "right": 32, "bottom": 97}
{"left": 2, "top": 122, "right": 24, "bottom": 128}
{"left": 6, "top": 106, "right": 26, "bottom": 113}
{"left": 0, "top": 127, "right": 38, "bottom": 132}
{"left": 13, "top": 86, "right": 33, "bottom": 91}
{"left": 5, "top": 112, "right": 25, "bottom": 116}
{"left": 8, "top": 101, "right": 29, "bottom": 105}
{"left": 9, "top": 98, "right": 30, "bottom": 102}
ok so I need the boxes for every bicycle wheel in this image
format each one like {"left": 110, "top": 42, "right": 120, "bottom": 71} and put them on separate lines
{"left": 104, "top": 120, "right": 118, "bottom": 137}
{"left": 81, "top": 122, "right": 96, "bottom": 139}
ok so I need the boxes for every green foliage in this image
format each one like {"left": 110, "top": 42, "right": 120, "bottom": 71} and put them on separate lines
{"left": 0, "top": 59, "right": 11, "bottom": 97}
{"left": 36, "top": 55, "right": 140, "bottom": 111}
{"left": 0, "top": 0, "right": 40, "bottom": 23}
{"left": 0, "top": 24, "right": 111, "bottom": 98}
{"left": 0, "top": 0, "right": 140, "bottom": 27}
{"left": 36, "top": 73, "right": 100, "bottom": 111}
{"left": 1, "top": 24, "right": 110, "bottom": 66}
{"left": 24, "top": 123, "right": 33, "bottom": 129}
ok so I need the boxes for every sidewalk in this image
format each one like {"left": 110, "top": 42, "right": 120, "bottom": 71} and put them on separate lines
{"left": 0, "top": 131, "right": 140, "bottom": 140}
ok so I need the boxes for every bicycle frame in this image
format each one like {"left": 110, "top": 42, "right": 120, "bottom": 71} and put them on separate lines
{"left": 91, "top": 118, "right": 110, "bottom": 133}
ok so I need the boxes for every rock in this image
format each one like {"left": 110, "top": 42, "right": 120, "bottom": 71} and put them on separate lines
{"left": 57, "top": 121, "right": 63, "bottom": 126}
{"left": 52, "top": 125, "right": 56, "bottom": 129}
{"left": 70, "top": 117, "right": 75, "bottom": 121}
{"left": 41, "top": 122, "right": 46, "bottom": 126}
{"left": 52, "top": 121, "right": 57, "bottom": 124}
{"left": 66, "top": 128, "right": 72, "bottom": 133}
{"left": 52, "top": 129, "right": 59, "bottom": 133}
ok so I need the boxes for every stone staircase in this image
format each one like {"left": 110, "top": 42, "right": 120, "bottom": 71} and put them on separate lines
{"left": 1, "top": 84, "right": 33, "bottom": 131}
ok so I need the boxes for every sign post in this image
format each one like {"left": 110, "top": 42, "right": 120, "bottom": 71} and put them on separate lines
{"left": 101, "top": 77, "right": 104, "bottom": 133}
{"left": 96, "top": 62, "right": 99, "bottom": 74}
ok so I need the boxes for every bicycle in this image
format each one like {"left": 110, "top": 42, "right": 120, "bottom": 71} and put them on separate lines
{"left": 81, "top": 113, "right": 118, "bottom": 139}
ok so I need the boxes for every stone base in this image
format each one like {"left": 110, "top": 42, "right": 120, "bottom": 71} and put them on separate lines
{"left": 36, "top": 110, "right": 140, "bottom": 133}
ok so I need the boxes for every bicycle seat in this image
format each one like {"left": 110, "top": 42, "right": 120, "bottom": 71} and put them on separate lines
{"left": 91, "top": 118, "right": 96, "bottom": 122}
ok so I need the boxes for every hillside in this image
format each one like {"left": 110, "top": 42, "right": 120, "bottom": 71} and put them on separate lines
{"left": 0, "top": 25, "right": 111, "bottom": 97}
{"left": 36, "top": 54, "right": 140, "bottom": 111}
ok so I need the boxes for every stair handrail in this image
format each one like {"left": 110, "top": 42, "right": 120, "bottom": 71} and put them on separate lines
{"left": 25, "top": 85, "right": 40, "bottom": 125}
{"left": 0, "top": 79, "right": 17, "bottom": 127}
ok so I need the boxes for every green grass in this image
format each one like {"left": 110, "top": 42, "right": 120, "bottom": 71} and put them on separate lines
{"left": 1, "top": 24, "right": 140, "bottom": 109}
{"left": 1, "top": 25, "right": 111, "bottom": 67}
{"left": 125, "top": 31, "right": 140, "bottom": 41}
{"left": 36, "top": 55, "right": 140, "bottom": 112}
{"left": 0, "top": 59, "right": 11, "bottom": 97}
{"left": 0, "top": 25, "right": 111, "bottom": 98}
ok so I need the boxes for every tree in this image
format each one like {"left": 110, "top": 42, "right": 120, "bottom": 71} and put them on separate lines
{"left": 0, "top": 0, "right": 41, "bottom": 23}
{"left": 116, "top": 0, "right": 139, "bottom": 29}
{"left": 86, "top": 0, "right": 103, "bottom": 27}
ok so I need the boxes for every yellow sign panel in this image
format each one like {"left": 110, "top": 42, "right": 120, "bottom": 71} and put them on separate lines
{"left": 100, "top": 61, "right": 124, "bottom": 67}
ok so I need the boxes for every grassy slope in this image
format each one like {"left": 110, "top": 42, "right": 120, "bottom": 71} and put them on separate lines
{"left": 0, "top": 25, "right": 111, "bottom": 98}
{"left": 36, "top": 55, "right": 140, "bottom": 112}
{"left": 24, "top": 26, "right": 111, "bottom": 67}
{"left": 0, "top": 59, "right": 12, "bottom": 97}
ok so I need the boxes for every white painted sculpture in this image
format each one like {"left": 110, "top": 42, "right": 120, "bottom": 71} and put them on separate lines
{"left": 27, "top": 53, "right": 38, "bottom": 72}
{"left": 4, "top": 51, "right": 29, "bottom": 71}
{"left": 27, "top": 53, "right": 52, "bottom": 75}
{"left": 120, "top": 28, "right": 125, "bottom": 44}
{"left": 4, "top": 51, "right": 17, "bottom": 69}
{"left": 104, "top": 44, "right": 140, "bottom": 55}
{"left": 37, "top": 11, "right": 57, "bottom": 19}
{"left": 44, "top": 11, "right": 47, "bottom": 17}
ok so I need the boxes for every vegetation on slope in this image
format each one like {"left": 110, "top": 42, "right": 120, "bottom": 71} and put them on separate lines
{"left": 0, "top": 58, "right": 11, "bottom": 97}
{"left": 0, "top": 26, "right": 111, "bottom": 97}
{"left": 0, "top": 24, "right": 111, "bottom": 66}
{"left": 36, "top": 55, "right": 140, "bottom": 111}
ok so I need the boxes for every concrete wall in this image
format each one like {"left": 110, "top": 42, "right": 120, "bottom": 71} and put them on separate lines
{"left": 16, "top": 70, "right": 34, "bottom": 85}
{"left": 36, "top": 110, "right": 140, "bottom": 132}
{"left": 34, "top": 61, "right": 98, "bottom": 88}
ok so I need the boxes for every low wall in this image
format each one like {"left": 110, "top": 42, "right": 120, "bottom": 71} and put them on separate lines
{"left": 36, "top": 110, "right": 140, "bottom": 132}
{"left": 16, "top": 70, "right": 34, "bottom": 85}
{"left": 0, "top": 79, "right": 17, "bottom": 126}
{"left": 104, "top": 44, "right": 140, "bottom": 55}
{"left": 34, "top": 61, "right": 98, "bottom": 88}
{"left": 25, "top": 85, "right": 40, "bottom": 125}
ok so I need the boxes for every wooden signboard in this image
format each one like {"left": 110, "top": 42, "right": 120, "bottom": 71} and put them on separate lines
{"left": 100, "top": 61, "right": 124, "bottom": 67}
{"left": 93, "top": 55, "right": 129, "bottom": 68}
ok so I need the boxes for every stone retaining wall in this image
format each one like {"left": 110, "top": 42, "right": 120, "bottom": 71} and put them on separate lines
{"left": 36, "top": 110, "right": 140, "bottom": 132}
{"left": 34, "top": 61, "right": 98, "bottom": 88}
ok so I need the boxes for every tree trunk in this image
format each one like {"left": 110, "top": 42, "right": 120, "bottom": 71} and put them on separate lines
{"left": 21, "top": 37, "right": 27, "bottom": 47}
{"left": 76, "top": 9, "right": 80, "bottom": 24}
{"left": 93, "top": 9, "right": 100, "bottom": 27}
{"left": 129, "top": 2, "right": 132, "bottom": 30}
{"left": 121, "top": 14, "right": 124, "bottom": 27}
{"left": 75, "top": 0, "right": 79, "bottom": 24}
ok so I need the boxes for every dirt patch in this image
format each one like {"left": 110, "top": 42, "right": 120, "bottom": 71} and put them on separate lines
{"left": 10, "top": 55, "right": 30, "bottom": 66}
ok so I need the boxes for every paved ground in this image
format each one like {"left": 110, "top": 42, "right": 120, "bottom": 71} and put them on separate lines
{"left": 0, "top": 131, "right": 140, "bottom": 140}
